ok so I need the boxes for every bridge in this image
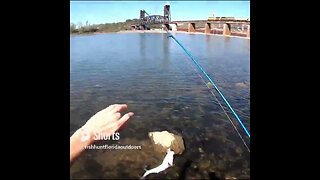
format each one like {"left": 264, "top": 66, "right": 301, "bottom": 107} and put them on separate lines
{"left": 131, "top": 4, "right": 171, "bottom": 30}
{"left": 173, "top": 18, "right": 250, "bottom": 37}
{"left": 172, "top": 19, "right": 250, "bottom": 23}
{"left": 131, "top": 4, "right": 250, "bottom": 38}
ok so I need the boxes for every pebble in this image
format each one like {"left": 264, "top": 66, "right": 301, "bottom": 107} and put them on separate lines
{"left": 198, "top": 147, "right": 204, "bottom": 153}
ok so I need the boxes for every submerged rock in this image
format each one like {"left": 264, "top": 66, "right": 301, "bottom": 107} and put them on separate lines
{"left": 206, "top": 82, "right": 214, "bottom": 89}
{"left": 235, "top": 82, "right": 248, "bottom": 88}
{"left": 199, "top": 159, "right": 211, "bottom": 170}
{"left": 148, "top": 131, "right": 185, "bottom": 155}
{"left": 225, "top": 177, "right": 237, "bottom": 180}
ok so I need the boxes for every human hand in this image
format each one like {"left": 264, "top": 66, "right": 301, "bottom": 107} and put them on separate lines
{"left": 79, "top": 104, "right": 134, "bottom": 142}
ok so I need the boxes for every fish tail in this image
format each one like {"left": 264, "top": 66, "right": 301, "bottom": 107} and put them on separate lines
{"left": 140, "top": 171, "right": 149, "bottom": 179}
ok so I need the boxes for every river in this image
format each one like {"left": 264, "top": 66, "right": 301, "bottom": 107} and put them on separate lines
{"left": 70, "top": 32, "right": 250, "bottom": 179}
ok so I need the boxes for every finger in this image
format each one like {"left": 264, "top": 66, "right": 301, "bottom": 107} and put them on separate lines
{"left": 112, "top": 104, "right": 128, "bottom": 113}
{"left": 116, "top": 112, "right": 134, "bottom": 128}
{"left": 114, "top": 112, "right": 121, "bottom": 119}
{"left": 105, "top": 104, "right": 119, "bottom": 111}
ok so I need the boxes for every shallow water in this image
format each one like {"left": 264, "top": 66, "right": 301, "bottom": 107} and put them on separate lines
{"left": 70, "top": 32, "right": 250, "bottom": 179}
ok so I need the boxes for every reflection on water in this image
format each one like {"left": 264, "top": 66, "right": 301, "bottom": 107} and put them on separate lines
{"left": 139, "top": 33, "right": 146, "bottom": 60}
{"left": 70, "top": 33, "right": 250, "bottom": 179}
{"left": 162, "top": 34, "right": 170, "bottom": 68}
{"left": 246, "top": 39, "right": 250, "bottom": 51}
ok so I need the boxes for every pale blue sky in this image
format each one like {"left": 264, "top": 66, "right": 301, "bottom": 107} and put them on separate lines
{"left": 70, "top": 1, "right": 250, "bottom": 24}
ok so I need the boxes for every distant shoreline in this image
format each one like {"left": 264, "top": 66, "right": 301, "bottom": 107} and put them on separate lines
{"left": 118, "top": 30, "right": 250, "bottom": 39}
{"left": 71, "top": 30, "right": 250, "bottom": 39}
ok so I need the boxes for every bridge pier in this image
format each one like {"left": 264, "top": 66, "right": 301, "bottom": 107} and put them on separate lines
{"left": 223, "top": 23, "right": 231, "bottom": 36}
{"left": 246, "top": 25, "right": 250, "bottom": 38}
{"left": 188, "top": 23, "right": 196, "bottom": 32}
{"left": 205, "top": 23, "right": 211, "bottom": 34}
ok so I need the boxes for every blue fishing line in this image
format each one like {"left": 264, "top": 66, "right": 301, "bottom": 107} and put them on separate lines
{"left": 167, "top": 34, "right": 250, "bottom": 138}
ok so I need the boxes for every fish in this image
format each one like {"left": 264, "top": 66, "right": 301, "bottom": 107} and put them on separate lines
{"left": 140, "top": 148, "right": 175, "bottom": 179}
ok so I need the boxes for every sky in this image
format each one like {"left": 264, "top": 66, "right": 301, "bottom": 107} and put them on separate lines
{"left": 70, "top": 1, "right": 250, "bottom": 25}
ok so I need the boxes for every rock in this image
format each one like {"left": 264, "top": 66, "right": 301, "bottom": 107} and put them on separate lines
{"left": 199, "top": 159, "right": 211, "bottom": 170}
{"left": 148, "top": 131, "right": 185, "bottom": 155}
{"left": 198, "top": 147, "right": 204, "bottom": 153}
{"left": 235, "top": 147, "right": 243, "bottom": 154}
{"left": 94, "top": 84, "right": 103, "bottom": 88}
{"left": 206, "top": 82, "right": 213, "bottom": 89}
{"left": 209, "top": 167, "right": 216, "bottom": 173}
{"left": 235, "top": 82, "right": 248, "bottom": 88}
{"left": 225, "top": 177, "right": 237, "bottom": 180}
{"left": 70, "top": 106, "right": 77, "bottom": 111}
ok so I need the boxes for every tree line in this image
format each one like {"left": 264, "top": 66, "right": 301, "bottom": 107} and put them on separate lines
{"left": 70, "top": 19, "right": 141, "bottom": 34}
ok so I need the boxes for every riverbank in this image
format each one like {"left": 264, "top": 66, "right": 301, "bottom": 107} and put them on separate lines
{"left": 71, "top": 30, "right": 250, "bottom": 39}
{"left": 119, "top": 30, "right": 250, "bottom": 39}
{"left": 70, "top": 31, "right": 120, "bottom": 36}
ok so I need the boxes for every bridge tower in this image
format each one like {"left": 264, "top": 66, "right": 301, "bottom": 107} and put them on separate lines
{"left": 163, "top": 3, "right": 171, "bottom": 30}
{"left": 140, "top": 10, "right": 147, "bottom": 30}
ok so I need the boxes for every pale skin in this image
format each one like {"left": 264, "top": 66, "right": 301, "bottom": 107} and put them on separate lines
{"left": 70, "top": 104, "right": 134, "bottom": 165}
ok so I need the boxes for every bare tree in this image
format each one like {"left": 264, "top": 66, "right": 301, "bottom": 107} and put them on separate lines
{"left": 70, "top": 23, "right": 76, "bottom": 33}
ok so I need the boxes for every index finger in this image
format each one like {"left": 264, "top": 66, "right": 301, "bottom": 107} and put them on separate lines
{"left": 116, "top": 112, "right": 134, "bottom": 129}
